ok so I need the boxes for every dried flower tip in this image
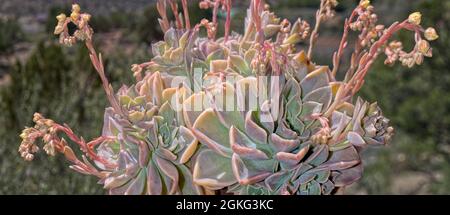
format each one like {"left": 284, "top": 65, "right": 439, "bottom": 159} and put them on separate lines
{"left": 81, "top": 14, "right": 91, "bottom": 22}
{"left": 327, "top": 0, "right": 338, "bottom": 7}
{"left": 131, "top": 64, "right": 143, "bottom": 76}
{"left": 72, "top": 4, "right": 81, "bottom": 13}
{"left": 199, "top": 1, "right": 209, "bottom": 9}
{"left": 424, "top": 27, "right": 439, "bottom": 41}
{"left": 43, "top": 134, "right": 52, "bottom": 143}
{"left": 33, "top": 113, "right": 44, "bottom": 123}
{"left": 43, "top": 140, "right": 56, "bottom": 156}
{"left": 25, "top": 154, "right": 34, "bottom": 161}
{"left": 54, "top": 25, "right": 64, "bottom": 35}
{"left": 56, "top": 13, "right": 66, "bottom": 22}
{"left": 131, "top": 64, "right": 142, "bottom": 72}
{"left": 408, "top": 12, "right": 422, "bottom": 25}
{"left": 44, "top": 119, "right": 55, "bottom": 127}
{"left": 417, "top": 40, "right": 430, "bottom": 55}
{"left": 389, "top": 40, "right": 403, "bottom": 49}
{"left": 360, "top": 0, "right": 370, "bottom": 9}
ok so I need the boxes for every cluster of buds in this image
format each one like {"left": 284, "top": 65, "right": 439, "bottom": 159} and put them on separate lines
{"left": 384, "top": 41, "right": 404, "bottom": 65}
{"left": 19, "top": 112, "right": 116, "bottom": 177}
{"left": 197, "top": 0, "right": 232, "bottom": 40}
{"left": 311, "top": 128, "right": 331, "bottom": 145}
{"left": 18, "top": 113, "right": 56, "bottom": 161}
{"left": 200, "top": 19, "right": 218, "bottom": 40}
{"left": 283, "top": 18, "right": 310, "bottom": 45}
{"left": 310, "top": 113, "right": 332, "bottom": 145}
{"left": 349, "top": 1, "right": 385, "bottom": 47}
{"left": 322, "top": 0, "right": 338, "bottom": 20}
{"left": 19, "top": 127, "right": 40, "bottom": 161}
{"left": 199, "top": 0, "right": 216, "bottom": 9}
{"left": 383, "top": 12, "right": 438, "bottom": 68}
{"left": 54, "top": 4, "right": 93, "bottom": 46}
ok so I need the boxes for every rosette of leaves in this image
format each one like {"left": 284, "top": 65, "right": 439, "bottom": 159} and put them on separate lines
{"left": 148, "top": 29, "right": 191, "bottom": 76}
{"left": 97, "top": 72, "right": 202, "bottom": 194}
{"left": 188, "top": 50, "right": 392, "bottom": 195}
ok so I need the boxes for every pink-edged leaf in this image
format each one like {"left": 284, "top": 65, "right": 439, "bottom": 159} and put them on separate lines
{"left": 193, "top": 149, "right": 236, "bottom": 190}
{"left": 147, "top": 159, "right": 163, "bottom": 195}
{"left": 192, "top": 108, "right": 232, "bottom": 157}
{"left": 244, "top": 111, "right": 268, "bottom": 144}
{"left": 231, "top": 154, "right": 272, "bottom": 185}
{"left": 276, "top": 144, "right": 310, "bottom": 167}
{"left": 230, "top": 126, "right": 268, "bottom": 160}
{"left": 270, "top": 133, "right": 300, "bottom": 153}
{"left": 124, "top": 169, "right": 146, "bottom": 195}
{"left": 154, "top": 156, "right": 179, "bottom": 194}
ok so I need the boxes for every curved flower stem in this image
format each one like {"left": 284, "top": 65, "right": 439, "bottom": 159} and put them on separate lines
{"left": 252, "top": 0, "right": 264, "bottom": 45}
{"left": 157, "top": 0, "right": 170, "bottom": 32}
{"left": 211, "top": 0, "right": 221, "bottom": 40}
{"left": 85, "top": 40, "right": 123, "bottom": 116}
{"left": 331, "top": 8, "right": 359, "bottom": 78}
{"left": 54, "top": 123, "right": 117, "bottom": 169}
{"left": 224, "top": 0, "right": 232, "bottom": 42}
{"left": 307, "top": 0, "right": 326, "bottom": 59}
{"left": 181, "top": 0, "right": 191, "bottom": 30}
{"left": 325, "top": 20, "right": 423, "bottom": 117}
{"left": 168, "top": 0, "right": 183, "bottom": 29}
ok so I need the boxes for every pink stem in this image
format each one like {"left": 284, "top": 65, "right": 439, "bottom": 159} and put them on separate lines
{"left": 307, "top": 0, "right": 326, "bottom": 59}
{"left": 324, "top": 20, "right": 423, "bottom": 117}
{"left": 224, "top": 0, "right": 232, "bottom": 42}
{"left": 168, "top": 0, "right": 183, "bottom": 29}
{"left": 181, "top": 0, "right": 191, "bottom": 29}
{"left": 55, "top": 124, "right": 116, "bottom": 168}
{"left": 211, "top": 0, "right": 220, "bottom": 40}
{"left": 85, "top": 40, "right": 123, "bottom": 116}
{"left": 331, "top": 8, "right": 359, "bottom": 78}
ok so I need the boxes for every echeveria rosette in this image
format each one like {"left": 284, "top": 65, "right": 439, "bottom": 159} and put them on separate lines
{"left": 189, "top": 52, "right": 392, "bottom": 195}
{"left": 97, "top": 72, "right": 202, "bottom": 195}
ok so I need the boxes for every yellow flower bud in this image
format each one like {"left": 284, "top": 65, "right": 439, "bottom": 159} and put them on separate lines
{"left": 70, "top": 12, "right": 79, "bottom": 22}
{"left": 417, "top": 40, "right": 430, "bottom": 54}
{"left": 72, "top": 4, "right": 81, "bottom": 13}
{"left": 20, "top": 132, "right": 27, "bottom": 140}
{"left": 424, "top": 27, "right": 439, "bottom": 41}
{"left": 56, "top": 13, "right": 66, "bottom": 22}
{"left": 70, "top": 12, "right": 80, "bottom": 22}
{"left": 408, "top": 12, "right": 422, "bottom": 25}
{"left": 360, "top": 0, "right": 370, "bottom": 9}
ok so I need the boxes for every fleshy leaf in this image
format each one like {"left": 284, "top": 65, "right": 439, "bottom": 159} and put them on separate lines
{"left": 231, "top": 154, "right": 273, "bottom": 185}
{"left": 230, "top": 126, "right": 269, "bottom": 160}
{"left": 193, "top": 149, "right": 236, "bottom": 190}
{"left": 192, "top": 108, "right": 232, "bottom": 157}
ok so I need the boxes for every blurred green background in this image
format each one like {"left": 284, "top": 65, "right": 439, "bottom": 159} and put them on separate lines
{"left": 0, "top": 0, "right": 448, "bottom": 194}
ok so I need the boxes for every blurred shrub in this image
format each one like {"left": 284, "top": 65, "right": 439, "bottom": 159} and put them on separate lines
{"left": 134, "top": 3, "right": 211, "bottom": 45}
{"left": 0, "top": 17, "right": 24, "bottom": 54}
{"left": 0, "top": 41, "right": 106, "bottom": 194}
{"left": 0, "top": 35, "right": 147, "bottom": 194}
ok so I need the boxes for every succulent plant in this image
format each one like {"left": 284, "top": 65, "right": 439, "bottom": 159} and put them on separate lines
{"left": 18, "top": 0, "right": 438, "bottom": 195}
